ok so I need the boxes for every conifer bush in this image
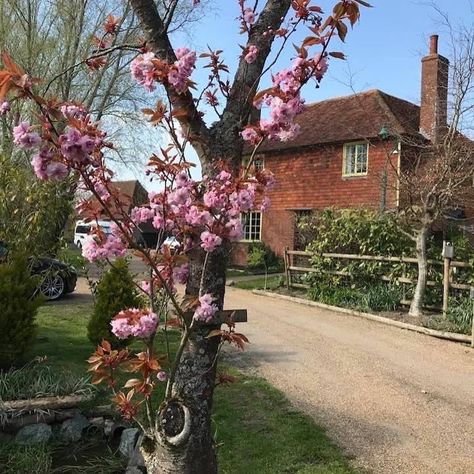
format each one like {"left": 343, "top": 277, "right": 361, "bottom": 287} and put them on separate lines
{"left": 0, "top": 254, "right": 42, "bottom": 369}
{"left": 87, "top": 258, "right": 141, "bottom": 348}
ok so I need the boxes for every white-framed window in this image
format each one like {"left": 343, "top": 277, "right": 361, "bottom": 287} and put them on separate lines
{"left": 242, "top": 154, "right": 265, "bottom": 173}
{"left": 254, "top": 155, "right": 265, "bottom": 171}
{"left": 343, "top": 142, "right": 368, "bottom": 176}
{"left": 241, "top": 211, "right": 262, "bottom": 241}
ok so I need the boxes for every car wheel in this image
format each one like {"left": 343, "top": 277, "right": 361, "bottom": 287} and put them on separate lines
{"left": 76, "top": 240, "right": 82, "bottom": 249}
{"left": 39, "top": 274, "right": 65, "bottom": 301}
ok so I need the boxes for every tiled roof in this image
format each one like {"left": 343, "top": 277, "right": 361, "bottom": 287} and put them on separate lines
{"left": 258, "top": 89, "right": 421, "bottom": 153}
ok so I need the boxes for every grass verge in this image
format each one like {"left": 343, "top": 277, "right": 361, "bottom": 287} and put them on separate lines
{"left": 235, "top": 275, "right": 283, "bottom": 291}
{"left": 23, "top": 300, "right": 356, "bottom": 474}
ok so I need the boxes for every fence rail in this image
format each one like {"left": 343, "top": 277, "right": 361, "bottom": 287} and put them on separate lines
{"left": 284, "top": 248, "right": 473, "bottom": 312}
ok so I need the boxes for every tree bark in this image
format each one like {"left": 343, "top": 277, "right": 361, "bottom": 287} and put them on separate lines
{"left": 141, "top": 246, "right": 228, "bottom": 474}
{"left": 409, "top": 226, "right": 430, "bottom": 317}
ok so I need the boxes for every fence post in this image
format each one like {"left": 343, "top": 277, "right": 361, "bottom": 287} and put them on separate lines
{"left": 442, "top": 241, "right": 454, "bottom": 316}
{"left": 284, "top": 247, "right": 291, "bottom": 290}
{"left": 470, "top": 287, "right": 474, "bottom": 348}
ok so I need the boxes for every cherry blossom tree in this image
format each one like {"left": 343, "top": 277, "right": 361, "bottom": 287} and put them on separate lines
{"left": 0, "top": 1, "right": 369, "bottom": 472}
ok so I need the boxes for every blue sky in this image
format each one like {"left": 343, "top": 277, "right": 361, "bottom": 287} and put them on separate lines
{"left": 114, "top": 0, "right": 473, "bottom": 184}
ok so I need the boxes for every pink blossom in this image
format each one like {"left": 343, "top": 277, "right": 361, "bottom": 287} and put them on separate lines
{"left": 203, "top": 189, "right": 226, "bottom": 210}
{"left": 313, "top": 53, "right": 329, "bottom": 80}
{"left": 175, "top": 171, "right": 190, "bottom": 188}
{"left": 226, "top": 219, "right": 243, "bottom": 241}
{"left": 241, "top": 126, "right": 261, "bottom": 145}
{"left": 244, "top": 45, "right": 259, "bottom": 64}
{"left": 130, "top": 52, "right": 156, "bottom": 91}
{"left": 185, "top": 206, "right": 212, "bottom": 226}
{"left": 13, "top": 122, "right": 42, "bottom": 149}
{"left": 111, "top": 308, "right": 158, "bottom": 339}
{"left": 168, "top": 187, "right": 190, "bottom": 206}
{"left": 200, "top": 231, "right": 222, "bottom": 252}
{"left": 193, "top": 293, "right": 218, "bottom": 323}
{"left": 82, "top": 233, "right": 127, "bottom": 262}
{"left": 260, "top": 196, "right": 271, "bottom": 212}
{"left": 59, "top": 127, "right": 95, "bottom": 164}
{"left": 157, "top": 370, "right": 168, "bottom": 382}
{"left": 131, "top": 206, "right": 155, "bottom": 224}
{"left": 168, "top": 47, "right": 196, "bottom": 94}
{"left": 0, "top": 100, "right": 10, "bottom": 115}
{"left": 243, "top": 8, "right": 256, "bottom": 24}
{"left": 152, "top": 214, "right": 165, "bottom": 230}
{"left": 172, "top": 264, "right": 189, "bottom": 285}
{"left": 140, "top": 280, "right": 151, "bottom": 295}
{"left": 231, "top": 188, "right": 255, "bottom": 212}
{"left": 60, "top": 103, "right": 87, "bottom": 119}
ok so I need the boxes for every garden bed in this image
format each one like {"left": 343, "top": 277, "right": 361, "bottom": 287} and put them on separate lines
{"left": 253, "top": 289, "right": 472, "bottom": 344}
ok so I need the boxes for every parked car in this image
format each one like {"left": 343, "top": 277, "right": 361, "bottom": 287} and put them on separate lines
{"left": 74, "top": 219, "right": 112, "bottom": 248}
{"left": 0, "top": 241, "right": 77, "bottom": 301}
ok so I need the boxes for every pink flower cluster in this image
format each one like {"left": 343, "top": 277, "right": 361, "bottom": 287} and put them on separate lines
{"left": 58, "top": 127, "right": 96, "bottom": 165}
{"left": 243, "top": 7, "right": 256, "bottom": 24}
{"left": 13, "top": 122, "right": 41, "bottom": 149}
{"left": 60, "top": 103, "right": 87, "bottom": 119}
{"left": 244, "top": 45, "right": 259, "bottom": 64}
{"left": 111, "top": 308, "right": 159, "bottom": 339}
{"left": 82, "top": 229, "right": 127, "bottom": 262}
{"left": 130, "top": 52, "right": 157, "bottom": 92}
{"left": 200, "top": 231, "right": 222, "bottom": 252}
{"left": 172, "top": 263, "right": 189, "bottom": 285}
{"left": 0, "top": 100, "right": 10, "bottom": 115}
{"left": 242, "top": 54, "right": 329, "bottom": 144}
{"left": 31, "top": 148, "right": 68, "bottom": 180}
{"left": 168, "top": 47, "right": 196, "bottom": 94}
{"left": 193, "top": 294, "right": 218, "bottom": 323}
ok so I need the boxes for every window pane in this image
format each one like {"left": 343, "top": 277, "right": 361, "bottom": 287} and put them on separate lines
{"left": 345, "top": 144, "right": 367, "bottom": 175}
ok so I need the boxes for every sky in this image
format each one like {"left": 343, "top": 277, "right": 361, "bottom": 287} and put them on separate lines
{"left": 113, "top": 0, "right": 474, "bottom": 186}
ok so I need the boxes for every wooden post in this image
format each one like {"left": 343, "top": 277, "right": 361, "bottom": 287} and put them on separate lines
{"left": 284, "top": 246, "right": 291, "bottom": 290}
{"left": 470, "top": 287, "right": 474, "bottom": 348}
{"left": 442, "top": 242, "right": 454, "bottom": 316}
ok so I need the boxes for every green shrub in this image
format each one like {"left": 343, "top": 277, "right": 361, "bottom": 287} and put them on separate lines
{"left": 247, "top": 242, "right": 283, "bottom": 272}
{"left": 308, "top": 282, "right": 402, "bottom": 313}
{"left": 0, "top": 254, "right": 42, "bottom": 369}
{"left": 87, "top": 259, "right": 141, "bottom": 348}
{"left": 446, "top": 297, "right": 473, "bottom": 334}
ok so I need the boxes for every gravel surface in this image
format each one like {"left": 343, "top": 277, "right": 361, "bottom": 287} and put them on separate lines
{"left": 223, "top": 287, "right": 474, "bottom": 474}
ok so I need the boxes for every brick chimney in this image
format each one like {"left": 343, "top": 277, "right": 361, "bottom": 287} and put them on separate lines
{"left": 420, "top": 35, "right": 449, "bottom": 142}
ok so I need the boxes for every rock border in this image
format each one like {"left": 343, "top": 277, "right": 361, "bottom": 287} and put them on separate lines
{"left": 252, "top": 289, "right": 471, "bottom": 344}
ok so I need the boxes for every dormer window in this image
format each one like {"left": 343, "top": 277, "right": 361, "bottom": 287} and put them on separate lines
{"left": 343, "top": 142, "right": 368, "bottom": 177}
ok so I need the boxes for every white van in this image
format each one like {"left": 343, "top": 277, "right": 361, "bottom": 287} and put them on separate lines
{"left": 74, "top": 220, "right": 112, "bottom": 248}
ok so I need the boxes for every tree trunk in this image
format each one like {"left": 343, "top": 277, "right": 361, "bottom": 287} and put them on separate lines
{"left": 141, "top": 246, "right": 228, "bottom": 474}
{"left": 409, "top": 226, "right": 429, "bottom": 317}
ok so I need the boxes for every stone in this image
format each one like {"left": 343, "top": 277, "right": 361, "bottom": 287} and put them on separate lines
{"left": 59, "top": 413, "right": 90, "bottom": 443}
{"left": 104, "top": 418, "right": 115, "bottom": 436}
{"left": 125, "top": 468, "right": 143, "bottom": 474}
{"left": 119, "top": 428, "right": 140, "bottom": 458}
{"left": 15, "top": 423, "right": 52, "bottom": 444}
{"left": 128, "top": 434, "right": 145, "bottom": 468}
{"left": 226, "top": 279, "right": 235, "bottom": 287}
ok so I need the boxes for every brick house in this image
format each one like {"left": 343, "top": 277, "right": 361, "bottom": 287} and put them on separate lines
{"left": 232, "top": 35, "right": 454, "bottom": 266}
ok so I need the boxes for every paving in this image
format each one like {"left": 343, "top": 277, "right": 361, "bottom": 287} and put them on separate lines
{"left": 223, "top": 287, "right": 474, "bottom": 474}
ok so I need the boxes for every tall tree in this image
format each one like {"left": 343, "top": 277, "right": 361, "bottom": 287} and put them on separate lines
{"left": 1, "top": 1, "right": 368, "bottom": 471}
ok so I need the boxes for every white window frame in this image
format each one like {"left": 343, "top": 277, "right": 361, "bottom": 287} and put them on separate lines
{"left": 242, "top": 154, "right": 265, "bottom": 173}
{"left": 342, "top": 141, "right": 369, "bottom": 177}
{"left": 240, "top": 211, "right": 262, "bottom": 242}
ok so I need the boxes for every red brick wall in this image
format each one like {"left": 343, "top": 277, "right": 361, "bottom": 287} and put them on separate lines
{"left": 258, "top": 140, "right": 399, "bottom": 256}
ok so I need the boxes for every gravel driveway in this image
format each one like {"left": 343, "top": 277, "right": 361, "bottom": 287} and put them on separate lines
{"left": 223, "top": 288, "right": 474, "bottom": 474}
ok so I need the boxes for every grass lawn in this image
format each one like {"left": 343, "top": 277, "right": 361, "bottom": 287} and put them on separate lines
{"left": 27, "top": 301, "right": 356, "bottom": 474}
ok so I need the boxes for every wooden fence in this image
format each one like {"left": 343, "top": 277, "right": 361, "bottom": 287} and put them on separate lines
{"left": 283, "top": 247, "right": 473, "bottom": 314}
